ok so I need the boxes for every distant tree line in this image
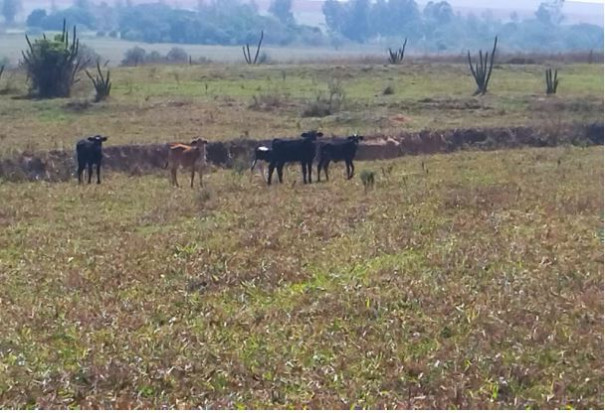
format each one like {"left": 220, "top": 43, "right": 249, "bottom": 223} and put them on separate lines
{"left": 322, "top": 0, "right": 603, "bottom": 52}
{"left": 20, "top": 0, "right": 604, "bottom": 52}
{"left": 24, "top": 0, "right": 325, "bottom": 47}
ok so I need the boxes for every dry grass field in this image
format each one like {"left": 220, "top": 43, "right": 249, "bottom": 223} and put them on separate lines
{"left": 0, "top": 146, "right": 602, "bottom": 408}
{"left": 0, "top": 51, "right": 603, "bottom": 408}
{"left": 0, "top": 60, "right": 602, "bottom": 154}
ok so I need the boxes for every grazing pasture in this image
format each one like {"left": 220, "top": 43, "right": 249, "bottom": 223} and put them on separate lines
{"left": 0, "top": 146, "right": 602, "bottom": 409}
{"left": 0, "top": 61, "right": 602, "bottom": 153}
{"left": 0, "top": 52, "right": 602, "bottom": 408}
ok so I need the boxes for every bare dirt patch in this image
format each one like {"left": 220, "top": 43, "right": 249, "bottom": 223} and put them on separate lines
{"left": 1, "top": 123, "right": 602, "bottom": 182}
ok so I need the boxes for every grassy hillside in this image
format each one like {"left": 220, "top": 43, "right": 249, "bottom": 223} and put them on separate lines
{"left": 0, "top": 62, "right": 602, "bottom": 154}
{"left": 0, "top": 147, "right": 602, "bottom": 408}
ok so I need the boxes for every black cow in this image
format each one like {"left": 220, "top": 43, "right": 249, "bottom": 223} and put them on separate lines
{"left": 76, "top": 135, "right": 108, "bottom": 184}
{"left": 267, "top": 131, "right": 323, "bottom": 185}
{"left": 317, "top": 134, "right": 364, "bottom": 182}
{"left": 250, "top": 145, "right": 273, "bottom": 181}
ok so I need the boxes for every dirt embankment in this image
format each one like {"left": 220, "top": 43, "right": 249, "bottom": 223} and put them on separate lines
{"left": 1, "top": 123, "right": 602, "bottom": 182}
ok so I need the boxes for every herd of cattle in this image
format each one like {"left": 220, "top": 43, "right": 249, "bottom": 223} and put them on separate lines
{"left": 76, "top": 131, "right": 365, "bottom": 186}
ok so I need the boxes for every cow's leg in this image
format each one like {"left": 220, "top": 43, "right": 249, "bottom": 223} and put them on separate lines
{"left": 259, "top": 163, "right": 266, "bottom": 182}
{"left": 306, "top": 161, "right": 313, "bottom": 183}
{"left": 96, "top": 163, "right": 101, "bottom": 184}
{"left": 277, "top": 162, "right": 284, "bottom": 184}
{"left": 199, "top": 164, "right": 204, "bottom": 187}
{"left": 190, "top": 167, "right": 195, "bottom": 188}
{"left": 77, "top": 162, "right": 85, "bottom": 184}
{"left": 301, "top": 162, "right": 307, "bottom": 184}
{"left": 249, "top": 159, "right": 257, "bottom": 182}
{"left": 348, "top": 160, "right": 355, "bottom": 179}
{"left": 267, "top": 161, "right": 276, "bottom": 185}
{"left": 317, "top": 161, "right": 322, "bottom": 183}
{"left": 324, "top": 160, "right": 330, "bottom": 181}
{"left": 87, "top": 163, "right": 93, "bottom": 184}
{"left": 172, "top": 167, "right": 179, "bottom": 187}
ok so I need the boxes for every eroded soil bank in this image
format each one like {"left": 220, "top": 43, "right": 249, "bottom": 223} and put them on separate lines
{"left": 1, "top": 122, "right": 602, "bottom": 182}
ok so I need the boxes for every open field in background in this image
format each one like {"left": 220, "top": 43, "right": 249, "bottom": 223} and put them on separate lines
{"left": 2, "top": 32, "right": 602, "bottom": 68}
{"left": 0, "top": 62, "right": 602, "bottom": 154}
{"left": 0, "top": 147, "right": 602, "bottom": 408}
{"left": 0, "top": 33, "right": 385, "bottom": 66}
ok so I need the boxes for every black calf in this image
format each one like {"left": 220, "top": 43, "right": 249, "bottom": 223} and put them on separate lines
{"left": 268, "top": 130, "right": 323, "bottom": 185}
{"left": 317, "top": 135, "right": 364, "bottom": 182}
{"left": 76, "top": 135, "right": 108, "bottom": 184}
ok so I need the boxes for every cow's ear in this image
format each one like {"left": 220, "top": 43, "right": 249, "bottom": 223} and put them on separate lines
{"left": 100, "top": 136, "right": 108, "bottom": 142}
{"left": 202, "top": 139, "right": 208, "bottom": 144}
{"left": 87, "top": 136, "right": 96, "bottom": 142}
{"left": 317, "top": 132, "right": 324, "bottom": 137}
{"left": 301, "top": 132, "right": 309, "bottom": 138}
{"left": 358, "top": 136, "right": 364, "bottom": 141}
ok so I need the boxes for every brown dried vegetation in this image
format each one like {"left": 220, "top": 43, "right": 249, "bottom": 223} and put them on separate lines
{"left": 0, "top": 147, "right": 602, "bottom": 408}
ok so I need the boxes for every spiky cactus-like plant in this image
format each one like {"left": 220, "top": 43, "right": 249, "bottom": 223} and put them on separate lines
{"left": 243, "top": 31, "right": 264, "bottom": 65}
{"left": 86, "top": 60, "right": 112, "bottom": 102}
{"left": 388, "top": 38, "right": 408, "bottom": 64}
{"left": 467, "top": 36, "right": 498, "bottom": 96}
{"left": 21, "top": 19, "right": 87, "bottom": 98}
{"left": 545, "top": 68, "right": 559, "bottom": 95}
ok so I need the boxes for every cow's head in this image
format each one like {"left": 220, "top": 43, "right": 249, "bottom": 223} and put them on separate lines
{"left": 87, "top": 135, "right": 108, "bottom": 144}
{"left": 191, "top": 138, "right": 209, "bottom": 147}
{"left": 301, "top": 130, "right": 323, "bottom": 141}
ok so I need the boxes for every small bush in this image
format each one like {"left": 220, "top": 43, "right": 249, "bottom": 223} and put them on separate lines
{"left": 360, "top": 170, "right": 375, "bottom": 192}
{"left": 197, "top": 188, "right": 212, "bottom": 206}
{"left": 0, "top": 70, "right": 20, "bottom": 96}
{"left": 147, "top": 51, "right": 163, "bottom": 64}
{"left": 302, "top": 80, "right": 346, "bottom": 118}
{"left": 64, "top": 99, "right": 92, "bottom": 112}
{"left": 22, "top": 20, "right": 85, "bottom": 98}
{"left": 383, "top": 85, "right": 395, "bottom": 95}
{"left": 195, "top": 56, "right": 212, "bottom": 64}
{"left": 302, "top": 100, "right": 332, "bottom": 118}
{"left": 86, "top": 61, "right": 112, "bottom": 102}
{"left": 249, "top": 91, "right": 285, "bottom": 112}
{"left": 121, "top": 46, "right": 147, "bottom": 66}
{"left": 167, "top": 47, "right": 189, "bottom": 63}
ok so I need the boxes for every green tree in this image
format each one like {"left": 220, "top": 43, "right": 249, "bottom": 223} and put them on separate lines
{"left": 383, "top": 0, "right": 421, "bottom": 37}
{"left": 423, "top": 1, "right": 454, "bottom": 25}
{"left": 535, "top": 0, "right": 565, "bottom": 25}
{"left": 269, "top": 0, "right": 294, "bottom": 25}
{"left": 342, "top": 0, "right": 370, "bottom": 42}
{"left": 322, "top": 0, "right": 345, "bottom": 34}
{"left": 2, "top": 0, "right": 22, "bottom": 25}
{"left": 26, "top": 9, "right": 47, "bottom": 27}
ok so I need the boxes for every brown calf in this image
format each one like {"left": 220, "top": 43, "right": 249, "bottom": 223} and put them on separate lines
{"left": 167, "top": 138, "right": 209, "bottom": 187}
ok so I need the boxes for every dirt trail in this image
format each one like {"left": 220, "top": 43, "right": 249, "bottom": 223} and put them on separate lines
{"left": 0, "top": 123, "right": 602, "bottom": 182}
